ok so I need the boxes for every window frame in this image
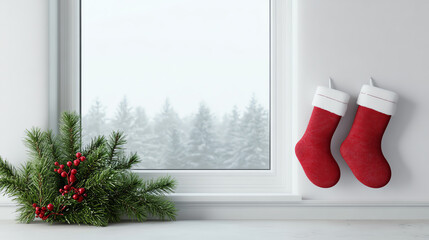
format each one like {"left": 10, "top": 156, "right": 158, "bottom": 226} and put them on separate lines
{"left": 51, "top": 0, "right": 297, "bottom": 197}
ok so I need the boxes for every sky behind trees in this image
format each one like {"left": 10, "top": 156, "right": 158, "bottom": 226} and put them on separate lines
{"left": 82, "top": 0, "right": 270, "bottom": 117}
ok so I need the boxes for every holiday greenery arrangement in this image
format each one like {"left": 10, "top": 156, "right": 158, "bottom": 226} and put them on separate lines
{"left": 0, "top": 112, "right": 176, "bottom": 226}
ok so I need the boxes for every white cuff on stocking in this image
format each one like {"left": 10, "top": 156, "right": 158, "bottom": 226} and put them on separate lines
{"left": 357, "top": 85, "right": 399, "bottom": 116}
{"left": 312, "top": 86, "right": 350, "bottom": 116}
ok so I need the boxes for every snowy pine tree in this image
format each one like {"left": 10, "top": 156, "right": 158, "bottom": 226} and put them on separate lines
{"left": 82, "top": 95, "right": 269, "bottom": 170}
{"left": 221, "top": 106, "right": 243, "bottom": 168}
{"left": 237, "top": 95, "right": 269, "bottom": 169}
{"left": 111, "top": 97, "right": 134, "bottom": 138}
{"left": 129, "top": 107, "right": 158, "bottom": 169}
{"left": 187, "top": 103, "right": 219, "bottom": 169}
{"left": 82, "top": 100, "right": 107, "bottom": 145}
{"left": 153, "top": 99, "right": 185, "bottom": 168}
{"left": 163, "top": 128, "right": 187, "bottom": 169}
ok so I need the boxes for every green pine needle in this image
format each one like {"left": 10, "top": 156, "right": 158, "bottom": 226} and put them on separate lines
{"left": 0, "top": 112, "right": 177, "bottom": 226}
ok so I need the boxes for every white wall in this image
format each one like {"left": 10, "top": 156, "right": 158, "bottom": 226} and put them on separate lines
{"left": 0, "top": 0, "right": 428, "bottom": 204}
{"left": 0, "top": 0, "right": 49, "bottom": 166}
{"left": 296, "top": 0, "right": 429, "bottom": 201}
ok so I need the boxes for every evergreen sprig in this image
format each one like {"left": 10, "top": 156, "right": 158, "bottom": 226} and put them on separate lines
{"left": 0, "top": 112, "right": 176, "bottom": 226}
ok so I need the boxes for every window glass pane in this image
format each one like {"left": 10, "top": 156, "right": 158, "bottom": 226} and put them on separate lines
{"left": 81, "top": 0, "right": 270, "bottom": 169}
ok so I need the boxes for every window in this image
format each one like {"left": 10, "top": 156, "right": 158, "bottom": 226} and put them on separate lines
{"left": 81, "top": 0, "right": 270, "bottom": 170}
{"left": 55, "top": 0, "right": 293, "bottom": 194}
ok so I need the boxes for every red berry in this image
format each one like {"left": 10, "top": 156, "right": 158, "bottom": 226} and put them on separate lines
{"left": 76, "top": 152, "right": 82, "bottom": 158}
{"left": 35, "top": 210, "right": 40, "bottom": 215}
{"left": 64, "top": 190, "right": 68, "bottom": 194}
{"left": 78, "top": 188, "right": 85, "bottom": 195}
{"left": 57, "top": 169, "right": 63, "bottom": 174}
{"left": 80, "top": 156, "right": 86, "bottom": 162}
{"left": 39, "top": 213, "right": 44, "bottom": 218}
{"left": 35, "top": 207, "right": 40, "bottom": 211}
{"left": 32, "top": 203, "right": 37, "bottom": 208}
{"left": 60, "top": 164, "right": 65, "bottom": 169}
{"left": 54, "top": 162, "right": 59, "bottom": 166}
{"left": 61, "top": 172, "right": 67, "bottom": 178}
{"left": 64, "top": 185, "right": 70, "bottom": 191}
{"left": 67, "top": 161, "right": 72, "bottom": 167}
{"left": 69, "top": 175, "right": 77, "bottom": 183}
{"left": 42, "top": 216, "right": 48, "bottom": 220}
{"left": 78, "top": 196, "right": 84, "bottom": 202}
{"left": 47, "top": 204, "right": 54, "bottom": 211}
{"left": 59, "top": 189, "right": 63, "bottom": 193}
{"left": 54, "top": 169, "right": 57, "bottom": 172}
{"left": 71, "top": 169, "right": 77, "bottom": 175}
{"left": 72, "top": 194, "right": 79, "bottom": 200}
{"left": 83, "top": 193, "right": 87, "bottom": 197}
{"left": 73, "top": 159, "right": 80, "bottom": 166}
{"left": 41, "top": 207, "right": 47, "bottom": 211}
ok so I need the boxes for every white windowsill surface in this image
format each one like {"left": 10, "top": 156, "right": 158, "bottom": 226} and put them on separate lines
{"left": 0, "top": 220, "right": 428, "bottom": 240}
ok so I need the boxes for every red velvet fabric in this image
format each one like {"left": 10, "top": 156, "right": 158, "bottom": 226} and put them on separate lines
{"left": 340, "top": 106, "right": 392, "bottom": 188}
{"left": 295, "top": 107, "right": 341, "bottom": 188}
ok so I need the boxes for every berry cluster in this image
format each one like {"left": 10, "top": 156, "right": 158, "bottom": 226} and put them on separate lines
{"left": 32, "top": 203, "right": 64, "bottom": 221}
{"left": 34, "top": 152, "right": 89, "bottom": 220}
{"left": 54, "top": 152, "right": 87, "bottom": 202}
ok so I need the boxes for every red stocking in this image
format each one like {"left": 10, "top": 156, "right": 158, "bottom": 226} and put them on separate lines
{"left": 295, "top": 87, "right": 350, "bottom": 188}
{"left": 340, "top": 84, "right": 398, "bottom": 188}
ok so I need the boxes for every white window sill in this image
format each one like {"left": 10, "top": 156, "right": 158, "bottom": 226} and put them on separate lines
{"left": 168, "top": 193, "right": 302, "bottom": 203}
{"left": 1, "top": 196, "right": 429, "bottom": 220}
{"left": 0, "top": 219, "right": 427, "bottom": 239}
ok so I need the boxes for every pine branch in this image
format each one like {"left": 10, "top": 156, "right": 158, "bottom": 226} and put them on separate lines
{"left": 18, "top": 162, "right": 35, "bottom": 197}
{"left": 59, "top": 112, "right": 81, "bottom": 160}
{"left": 0, "top": 157, "right": 27, "bottom": 196}
{"left": 24, "top": 128, "right": 44, "bottom": 161}
{"left": 0, "top": 156, "right": 17, "bottom": 179}
{"left": 140, "top": 194, "right": 177, "bottom": 220}
{"left": 117, "top": 195, "right": 148, "bottom": 222}
{"left": 107, "top": 173, "right": 141, "bottom": 219}
{"left": 129, "top": 176, "right": 177, "bottom": 220}
{"left": 25, "top": 129, "right": 59, "bottom": 207}
{"left": 108, "top": 175, "right": 148, "bottom": 222}
{"left": 0, "top": 178, "right": 19, "bottom": 196}
{"left": 0, "top": 161, "right": 35, "bottom": 224}
{"left": 107, "top": 131, "right": 126, "bottom": 162}
{"left": 60, "top": 202, "right": 109, "bottom": 226}
{"left": 111, "top": 152, "right": 140, "bottom": 170}
{"left": 44, "top": 130, "right": 61, "bottom": 163}
{"left": 17, "top": 204, "right": 36, "bottom": 223}
{"left": 77, "top": 147, "right": 107, "bottom": 183}
{"left": 85, "top": 168, "right": 117, "bottom": 191}
{"left": 0, "top": 112, "right": 177, "bottom": 226}
{"left": 141, "top": 176, "right": 176, "bottom": 195}
{"left": 82, "top": 136, "right": 106, "bottom": 157}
